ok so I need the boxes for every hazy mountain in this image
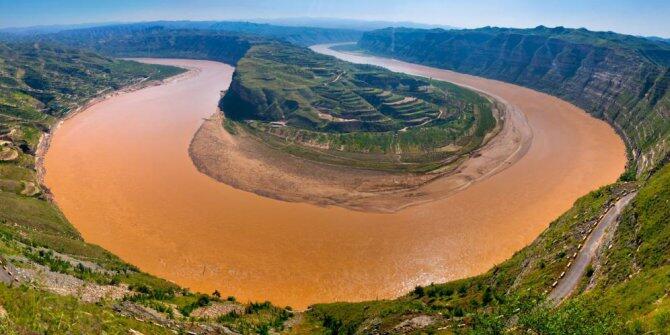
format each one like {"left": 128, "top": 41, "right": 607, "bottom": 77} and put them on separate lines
{"left": 647, "top": 35, "right": 670, "bottom": 44}
{"left": 11, "top": 20, "right": 363, "bottom": 47}
{"left": 251, "top": 17, "right": 457, "bottom": 31}
{"left": 0, "top": 22, "right": 124, "bottom": 35}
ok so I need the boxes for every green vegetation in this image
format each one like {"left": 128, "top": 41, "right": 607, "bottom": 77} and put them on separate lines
{"left": 218, "top": 301, "right": 293, "bottom": 334}
{"left": 43, "top": 27, "right": 259, "bottom": 65}
{"left": 0, "top": 42, "right": 183, "bottom": 118}
{"left": 0, "top": 284, "right": 173, "bottom": 335}
{"left": 0, "top": 41, "right": 182, "bottom": 199}
{"left": 222, "top": 42, "right": 496, "bottom": 172}
{"left": 2, "top": 21, "right": 362, "bottom": 66}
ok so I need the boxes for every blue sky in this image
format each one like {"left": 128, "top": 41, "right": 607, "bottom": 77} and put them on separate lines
{"left": 1, "top": 0, "right": 669, "bottom": 37}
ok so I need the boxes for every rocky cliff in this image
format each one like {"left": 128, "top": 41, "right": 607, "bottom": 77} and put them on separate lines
{"left": 359, "top": 26, "right": 670, "bottom": 175}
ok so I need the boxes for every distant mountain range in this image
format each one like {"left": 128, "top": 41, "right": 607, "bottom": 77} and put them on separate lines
{"left": 0, "top": 18, "right": 457, "bottom": 36}
{"left": 646, "top": 36, "right": 670, "bottom": 44}
{"left": 249, "top": 17, "right": 457, "bottom": 31}
{"left": 0, "top": 22, "right": 125, "bottom": 35}
{"left": 1, "top": 21, "right": 363, "bottom": 47}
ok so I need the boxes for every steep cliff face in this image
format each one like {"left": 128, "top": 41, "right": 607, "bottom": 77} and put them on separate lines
{"left": 359, "top": 26, "right": 670, "bottom": 174}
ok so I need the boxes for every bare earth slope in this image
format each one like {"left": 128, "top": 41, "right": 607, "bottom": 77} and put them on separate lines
{"left": 44, "top": 54, "right": 625, "bottom": 309}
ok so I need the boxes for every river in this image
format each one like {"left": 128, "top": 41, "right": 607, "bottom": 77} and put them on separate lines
{"left": 43, "top": 47, "right": 626, "bottom": 309}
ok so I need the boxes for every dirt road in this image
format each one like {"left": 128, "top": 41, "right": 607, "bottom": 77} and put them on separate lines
{"left": 548, "top": 192, "right": 637, "bottom": 303}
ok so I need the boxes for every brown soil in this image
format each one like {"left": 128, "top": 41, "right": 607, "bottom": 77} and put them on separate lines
{"left": 0, "top": 147, "right": 18, "bottom": 161}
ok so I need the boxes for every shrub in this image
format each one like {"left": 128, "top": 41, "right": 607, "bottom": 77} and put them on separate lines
{"left": 413, "top": 285, "right": 425, "bottom": 297}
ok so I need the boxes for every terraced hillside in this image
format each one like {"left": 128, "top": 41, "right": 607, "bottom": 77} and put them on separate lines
{"left": 221, "top": 43, "right": 496, "bottom": 172}
{"left": 358, "top": 26, "right": 670, "bottom": 175}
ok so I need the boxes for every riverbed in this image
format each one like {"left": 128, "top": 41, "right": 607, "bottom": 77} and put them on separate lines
{"left": 43, "top": 47, "right": 626, "bottom": 308}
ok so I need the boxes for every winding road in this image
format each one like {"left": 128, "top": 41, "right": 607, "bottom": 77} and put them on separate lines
{"left": 548, "top": 192, "right": 637, "bottom": 303}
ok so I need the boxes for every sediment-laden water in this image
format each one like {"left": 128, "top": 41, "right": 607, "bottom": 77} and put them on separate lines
{"left": 44, "top": 50, "right": 625, "bottom": 308}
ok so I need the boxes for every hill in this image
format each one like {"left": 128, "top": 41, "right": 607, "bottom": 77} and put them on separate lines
{"left": 647, "top": 36, "right": 670, "bottom": 44}
{"left": 220, "top": 42, "right": 496, "bottom": 172}
{"left": 42, "top": 26, "right": 260, "bottom": 65}
{"left": 8, "top": 21, "right": 359, "bottom": 65}
{"left": 251, "top": 17, "right": 457, "bottom": 31}
{"left": 358, "top": 26, "right": 670, "bottom": 175}
{"left": 3, "top": 21, "right": 363, "bottom": 48}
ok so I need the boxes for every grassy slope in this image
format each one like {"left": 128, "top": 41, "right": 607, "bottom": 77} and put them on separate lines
{"left": 0, "top": 285, "right": 174, "bottom": 335}
{"left": 303, "top": 165, "right": 670, "bottom": 334}
{"left": 585, "top": 163, "right": 670, "bottom": 333}
{"left": 0, "top": 41, "right": 184, "bottom": 333}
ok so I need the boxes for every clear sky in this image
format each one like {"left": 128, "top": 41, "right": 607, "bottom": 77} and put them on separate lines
{"left": 1, "top": 0, "right": 669, "bottom": 37}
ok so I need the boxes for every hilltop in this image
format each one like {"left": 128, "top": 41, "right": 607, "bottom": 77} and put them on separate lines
{"left": 220, "top": 42, "right": 496, "bottom": 172}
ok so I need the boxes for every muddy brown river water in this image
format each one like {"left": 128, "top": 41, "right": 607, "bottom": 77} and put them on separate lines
{"left": 44, "top": 47, "right": 626, "bottom": 309}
